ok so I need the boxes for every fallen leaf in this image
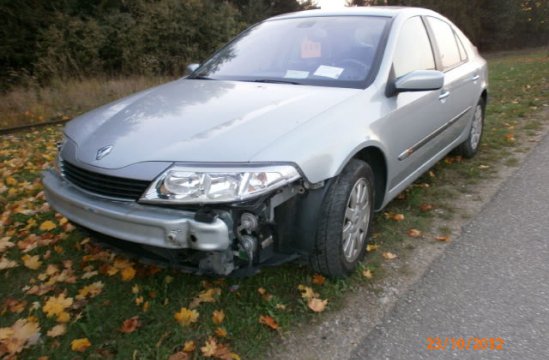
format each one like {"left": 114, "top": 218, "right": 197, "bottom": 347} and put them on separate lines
{"left": 120, "top": 266, "right": 136, "bottom": 281}
{"left": 312, "top": 274, "right": 326, "bottom": 285}
{"left": 174, "top": 307, "right": 199, "bottom": 326}
{"left": 392, "top": 213, "right": 405, "bottom": 222}
{"left": 382, "top": 252, "right": 398, "bottom": 260}
{"left": 275, "top": 303, "right": 286, "bottom": 311}
{"left": 71, "top": 338, "right": 91, "bottom": 352}
{"left": 419, "top": 203, "right": 433, "bottom": 212}
{"left": 46, "top": 324, "right": 66, "bottom": 338}
{"left": 259, "top": 315, "right": 279, "bottom": 330}
{"left": 0, "top": 318, "right": 41, "bottom": 354}
{"left": 0, "top": 237, "right": 14, "bottom": 253}
{"left": 307, "top": 298, "right": 328, "bottom": 313}
{"left": 183, "top": 340, "right": 196, "bottom": 352}
{"left": 215, "top": 327, "right": 228, "bottom": 337}
{"left": 362, "top": 269, "right": 373, "bottom": 279}
{"left": 39, "top": 220, "right": 57, "bottom": 232}
{"left": 21, "top": 254, "right": 42, "bottom": 270}
{"left": 435, "top": 235, "right": 450, "bottom": 242}
{"left": 366, "top": 244, "right": 379, "bottom": 252}
{"left": 257, "top": 287, "right": 272, "bottom": 301}
{"left": 201, "top": 337, "right": 218, "bottom": 357}
{"left": 212, "top": 310, "right": 225, "bottom": 325}
{"left": 189, "top": 288, "right": 221, "bottom": 308}
{"left": 76, "top": 281, "right": 104, "bottom": 300}
{"left": 0, "top": 256, "right": 18, "bottom": 270}
{"left": 119, "top": 316, "right": 141, "bottom": 333}
{"left": 168, "top": 352, "right": 190, "bottom": 360}
{"left": 42, "top": 294, "right": 73, "bottom": 322}
{"left": 407, "top": 229, "right": 423, "bottom": 238}
{"left": 297, "top": 285, "right": 318, "bottom": 301}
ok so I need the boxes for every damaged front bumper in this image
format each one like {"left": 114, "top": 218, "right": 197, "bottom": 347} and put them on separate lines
{"left": 42, "top": 169, "right": 305, "bottom": 275}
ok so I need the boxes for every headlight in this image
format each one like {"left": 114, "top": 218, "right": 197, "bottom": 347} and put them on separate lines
{"left": 140, "top": 165, "right": 301, "bottom": 204}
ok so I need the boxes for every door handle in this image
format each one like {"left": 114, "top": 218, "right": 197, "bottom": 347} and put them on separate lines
{"left": 439, "top": 90, "right": 450, "bottom": 101}
{"left": 471, "top": 74, "right": 480, "bottom": 81}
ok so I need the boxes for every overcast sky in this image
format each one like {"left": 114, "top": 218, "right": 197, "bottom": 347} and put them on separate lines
{"left": 316, "top": 0, "right": 347, "bottom": 9}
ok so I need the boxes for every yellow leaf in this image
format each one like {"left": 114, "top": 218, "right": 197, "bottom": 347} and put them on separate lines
{"left": 42, "top": 294, "right": 73, "bottom": 321}
{"left": 21, "top": 254, "right": 42, "bottom": 270}
{"left": 132, "top": 285, "right": 140, "bottom": 294}
{"left": 76, "top": 281, "right": 104, "bottom": 300}
{"left": 5, "top": 176, "right": 18, "bottom": 186}
{"left": 174, "top": 307, "right": 199, "bottom": 326}
{"left": 212, "top": 310, "right": 225, "bottom": 325}
{"left": 39, "top": 220, "right": 57, "bottom": 232}
{"left": 57, "top": 311, "right": 71, "bottom": 323}
{"left": 120, "top": 266, "right": 136, "bottom": 281}
{"left": 189, "top": 288, "right": 221, "bottom": 308}
{"left": 382, "top": 252, "right": 398, "bottom": 260}
{"left": 366, "top": 244, "right": 379, "bottom": 252}
{"left": 362, "top": 269, "right": 373, "bottom": 279}
{"left": 71, "top": 338, "right": 91, "bottom": 352}
{"left": 201, "top": 337, "right": 218, "bottom": 357}
{"left": 183, "top": 340, "right": 196, "bottom": 352}
{"left": 297, "top": 285, "right": 318, "bottom": 301}
{"left": 307, "top": 298, "right": 328, "bottom": 313}
{"left": 47, "top": 324, "right": 66, "bottom": 338}
{"left": 215, "top": 327, "right": 228, "bottom": 337}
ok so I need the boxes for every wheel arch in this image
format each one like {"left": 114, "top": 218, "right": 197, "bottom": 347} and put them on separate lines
{"left": 351, "top": 146, "right": 388, "bottom": 211}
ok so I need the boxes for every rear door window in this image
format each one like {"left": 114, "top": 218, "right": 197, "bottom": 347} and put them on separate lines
{"left": 426, "top": 17, "right": 463, "bottom": 71}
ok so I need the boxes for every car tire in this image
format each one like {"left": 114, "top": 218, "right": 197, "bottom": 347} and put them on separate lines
{"left": 455, "top": 98, "right": 485, "bottom": 158}
{"left": 310, "top": 159, "right": 374, "bottom": 277}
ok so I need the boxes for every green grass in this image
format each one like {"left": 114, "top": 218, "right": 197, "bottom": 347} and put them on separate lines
{"left": 1, "top": 49, "right": 548, "bottom": 359}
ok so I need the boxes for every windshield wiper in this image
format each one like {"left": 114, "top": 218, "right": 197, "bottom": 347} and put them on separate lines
{"left": 251, "top": 79, "right": 301, "bottom": 85}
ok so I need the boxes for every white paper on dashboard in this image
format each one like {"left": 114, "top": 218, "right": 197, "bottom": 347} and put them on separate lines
{"left": 284, "top": 70, "right": 309, "bottom": 79}
{"left": 313, "top": 65, "right": 344, "bottom": 79}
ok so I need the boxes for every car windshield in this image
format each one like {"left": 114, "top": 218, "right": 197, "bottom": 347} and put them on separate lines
{"left": 191, "top": 16, "right": 390, "bottom": 89}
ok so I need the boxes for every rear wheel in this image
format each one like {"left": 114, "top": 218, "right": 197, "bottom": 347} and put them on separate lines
{"left": 310, "top": 159, "right": 374, "bottom": 277}
{"left": 455, "top": 98, "right": 485, "bottom": 158}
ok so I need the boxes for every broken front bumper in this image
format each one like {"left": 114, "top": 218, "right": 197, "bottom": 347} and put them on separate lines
{"left": 42, "top": 169, "right": 231, "bottom": 251}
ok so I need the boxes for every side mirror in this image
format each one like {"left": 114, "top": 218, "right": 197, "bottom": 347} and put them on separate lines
{"left": 185, "top": 63, "right": 200, "bottom": 75}
{"left": 394, "top": 70, "right": 444, "bottom": 93}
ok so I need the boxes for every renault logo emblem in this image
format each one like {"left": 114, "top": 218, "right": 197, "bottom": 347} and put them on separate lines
{"left": 96, "top": 145, "right": 113, "bottom": 160}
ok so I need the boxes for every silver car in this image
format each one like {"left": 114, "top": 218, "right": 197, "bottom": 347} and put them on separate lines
{"left": 43, "top": 7, "right": 488, "bottom": 277}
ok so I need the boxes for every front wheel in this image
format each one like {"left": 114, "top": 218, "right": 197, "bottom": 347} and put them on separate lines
{"left": 310, "top": 159, "right": 374, "bottom": 277}
{"left": 455, "top": 98, "right": 485, "bottom": 158}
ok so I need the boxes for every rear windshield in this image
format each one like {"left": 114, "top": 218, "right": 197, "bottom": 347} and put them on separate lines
{"left": 191, "top": 16, "right": 391, "bottom": 89}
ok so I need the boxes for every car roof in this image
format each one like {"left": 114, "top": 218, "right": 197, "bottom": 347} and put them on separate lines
{"left": 269, "top": 6, "right": 437, "bottom": 20}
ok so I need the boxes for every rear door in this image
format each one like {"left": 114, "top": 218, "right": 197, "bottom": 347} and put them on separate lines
{"left": 424, "top": 16, "right": 480, "bottom": 143}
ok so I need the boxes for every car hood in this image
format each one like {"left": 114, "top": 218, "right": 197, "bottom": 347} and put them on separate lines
{"left": 65, "top": 79, "right": 359, "bottom": 169}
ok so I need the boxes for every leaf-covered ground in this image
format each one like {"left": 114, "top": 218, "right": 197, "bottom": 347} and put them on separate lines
{"left": 1, "top": 49, "right": 547, "bottom": 359}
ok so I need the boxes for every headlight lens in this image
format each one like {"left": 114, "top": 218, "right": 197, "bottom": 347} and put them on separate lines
{"left": 141, "top": 165, "right": 301, "bottom": 204}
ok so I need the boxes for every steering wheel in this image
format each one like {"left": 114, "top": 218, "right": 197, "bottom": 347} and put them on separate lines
{"left": 337, "top": 58, "right": 370, "bottom": 80}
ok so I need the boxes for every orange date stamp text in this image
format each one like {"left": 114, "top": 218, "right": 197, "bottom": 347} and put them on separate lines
{"left": 426, "top": 337, "right": 505, "bottom": 351}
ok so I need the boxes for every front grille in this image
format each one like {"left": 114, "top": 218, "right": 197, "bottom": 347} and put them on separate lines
{"left": 61, "top": 160, "right": 151, "bottom": 200}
